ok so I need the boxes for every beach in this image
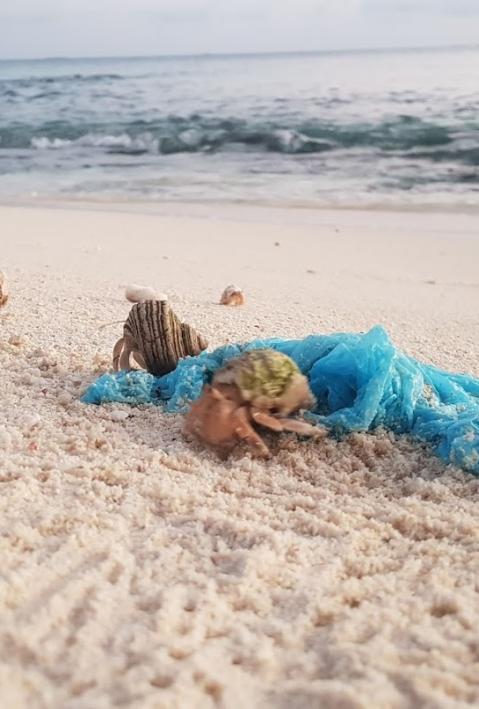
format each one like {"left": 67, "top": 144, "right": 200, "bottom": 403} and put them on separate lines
{"left": 1, "top": 202, "right": 479, "bottom": 707}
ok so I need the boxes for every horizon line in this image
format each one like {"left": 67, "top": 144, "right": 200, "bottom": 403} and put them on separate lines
{"left": 1, "top": 41, "right": 478, "bottom": 63}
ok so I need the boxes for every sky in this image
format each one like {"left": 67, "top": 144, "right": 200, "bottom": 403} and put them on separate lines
{"left": 0, "top": 0, "right": 478, "bottom": 60}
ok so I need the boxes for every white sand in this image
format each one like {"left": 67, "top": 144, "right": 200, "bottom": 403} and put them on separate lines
{"left": 1, "top": 203, "right": 479, "bottom": 708}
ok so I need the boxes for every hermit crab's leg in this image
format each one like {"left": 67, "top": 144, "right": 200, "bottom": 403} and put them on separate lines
{"left": 251, "top": 409, "right": 284, "bottom": 432}
{"left": 252, "top": 408, "right": 325, "bottom": 438}
{"left": 112, "top": 337, "right": 125, "bottom": 372}
{"left": 234, "top": 407, "right": 271, "bottom": 458}
{"left": 118, "top": 334, "right": 137, "bottom": 371}
{"left": 131, "top": 350, "right": 147, "bottom": 370}
{"left": 275, "top": 417, "right": 327, "bottom": 438}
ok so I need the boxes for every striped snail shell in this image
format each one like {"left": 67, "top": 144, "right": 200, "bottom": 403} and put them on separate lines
{"left": 117, "top": 300, "right": 208, "bottom": 376}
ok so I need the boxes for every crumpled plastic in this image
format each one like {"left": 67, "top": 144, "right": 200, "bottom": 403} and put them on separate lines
{"left": 82, "top": 325, "right": 479, "bottom": 475}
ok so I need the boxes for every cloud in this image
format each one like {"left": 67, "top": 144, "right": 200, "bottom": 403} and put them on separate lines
{"left": 2, "top": 0, "right": 479, "bottom": 20}
{"left": 362, "top": 0, "right": 479, "bottom": 14}
{"left": 0, "top": 0, "right": 367, "bottom": 23}
{"left": 1, "top": 0, "right": 478, "bottom": 59}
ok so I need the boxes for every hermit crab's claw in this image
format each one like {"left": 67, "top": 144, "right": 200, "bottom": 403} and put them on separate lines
{"left": 184, "top": 385, "right": 241, "bottom": 454}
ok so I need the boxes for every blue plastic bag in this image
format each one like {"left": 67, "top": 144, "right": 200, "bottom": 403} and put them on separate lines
{"left": 82, "top": 326, "right": 479, "bottom": 474}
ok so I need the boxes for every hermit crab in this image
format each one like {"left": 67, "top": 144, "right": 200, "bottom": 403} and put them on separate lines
{"left": 184, "top": 349, "right": 324, "bottom": 458}
{"left": 113, "top": 297, "right": 208, "bottom": 376}
{"left": 220, "top": 285, "right": 245, "bottom": 306}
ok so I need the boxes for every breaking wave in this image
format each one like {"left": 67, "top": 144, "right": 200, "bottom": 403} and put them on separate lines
{"left": 1, "top": 115, "right": 476, "bottom": 161}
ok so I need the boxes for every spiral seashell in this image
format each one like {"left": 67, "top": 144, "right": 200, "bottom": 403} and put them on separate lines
{"left": 220, "top": 285, "right": 245, "bottom": 306}
{"left": 115, "top": 300, "right": 208, "bottom": 376}
{"left": 125, "top": 284, "right": 167, "bottom": 303}
{"left": 0, "top": 272, "right": 9, "bottom": 307}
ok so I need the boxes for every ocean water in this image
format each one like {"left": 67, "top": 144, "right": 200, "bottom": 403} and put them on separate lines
{"left": 1, "top": 47, "right": 478, "bottom": 210}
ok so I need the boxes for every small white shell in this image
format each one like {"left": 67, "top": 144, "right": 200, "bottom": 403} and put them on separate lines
{"left": 0, "top": 271, "right": 9, "bottom": 307}
{"left": 220, "top": 285, "right": 245, "bottom": 306}
{"left": 125, "top": 284, "right": 167, "bottom": 303}
{"left": 110, "top": 410, "right": 130, "bottom": 422}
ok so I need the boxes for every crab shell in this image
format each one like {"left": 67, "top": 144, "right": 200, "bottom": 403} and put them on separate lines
{"left": 212, "top": 349, "right": 315, "bottom": 415}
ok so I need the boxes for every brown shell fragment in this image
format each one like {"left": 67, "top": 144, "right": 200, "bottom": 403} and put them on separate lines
{"left": 220, "top": 285, "right": 245, "bottom": 306}
{"left": 0, "top": 272, "right": 8, "bottom": 307}
{"left": 113, "top": 300, "right": 208, "bottom": 376}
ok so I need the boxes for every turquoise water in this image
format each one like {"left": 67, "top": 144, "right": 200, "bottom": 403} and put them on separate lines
{"left": 1, "top": 47, "right": 478, "bottom": 209}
